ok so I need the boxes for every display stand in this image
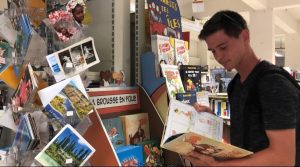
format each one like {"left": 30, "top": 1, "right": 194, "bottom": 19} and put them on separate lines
{"left": 83, "top": 85, "right": 183, "bottom": 166}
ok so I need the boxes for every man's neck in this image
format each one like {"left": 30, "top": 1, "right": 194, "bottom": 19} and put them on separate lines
{"left": 237, "top": 49, "right": 260, "bottom": 83}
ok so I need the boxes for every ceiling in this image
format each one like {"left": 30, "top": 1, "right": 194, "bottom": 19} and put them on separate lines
{"left": 176, "top": 0, "right": 300, "bottom": 51}
{"left": 177, "top": 0, "right": 300, "bottom": 38}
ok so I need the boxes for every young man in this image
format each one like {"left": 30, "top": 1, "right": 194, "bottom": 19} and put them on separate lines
{"left": 184, "top": 10, "right": 299, "bottom": 166}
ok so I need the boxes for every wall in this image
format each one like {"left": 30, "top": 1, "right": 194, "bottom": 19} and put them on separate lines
{"left": 85, "top": 0, "right": 131, "bottom": 85}
{"left": 285, "top": 27, "right": 300, "bottom": 70}
{"left": 114, "top": 0, "right": 131, "bottom": 86}
{"left": 85, "top": 0, "right": 113, "bottom": 72}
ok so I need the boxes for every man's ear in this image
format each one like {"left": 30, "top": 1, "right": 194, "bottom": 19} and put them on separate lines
{"left": 241, "top": 29, "right": 250, "bottom": 43}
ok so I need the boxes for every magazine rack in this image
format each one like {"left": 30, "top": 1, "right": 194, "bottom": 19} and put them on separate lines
{"left": 83, "top": 85, "right": 183, "bottom": 166}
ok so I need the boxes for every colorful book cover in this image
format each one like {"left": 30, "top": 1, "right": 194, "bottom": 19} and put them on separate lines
{"left": 11, "top": 63, "right": 38, "bottom": 109}
{"left": 162, "top": 131, "right": 253, "bottom": 159}
{"left": 0, "top": 64, "right": 20, "bottom": 89}
{"left": 160, "top": 64, "right": 185, "bottom": 99}
{"left": 174, "top": 39, "right": 189, "bottom": 65}
{"left": 35, "top": 124, "right": 95, "bottom": 166}
{"left": 179, "top": 65, "right": 201, "bottom": 92}
{"left": 46, "top": 37, "right": 100, "bottom": 82}
{"left": 116, "top": 145, "right": 143, "bottom": 167}
{"left": 151, "top": 35, "right": 175, "bottom": 77}
{"left": 18, "top": 14, "right": 33, "bottom": 36}
{"left": 102, "top": 117, "right": 125, "bottom": 149}
{"left": 12, "top": 115, "right": 32, "bottom": 152}
{"left": 136, "top": 140, "right": 164, "bottom": 166}
{"left": 120, "top": 113, "right": 150, "bottom": 145}
{"left": 210, "top": 68, "right": 226, "bottom": 93}
{"left": 175, "top": 91, "right": 197, "bottom": 105}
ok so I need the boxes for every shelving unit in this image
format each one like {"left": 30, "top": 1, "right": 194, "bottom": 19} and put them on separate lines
{"left": 83, "top": 85, "right": 183, "bottom": 166}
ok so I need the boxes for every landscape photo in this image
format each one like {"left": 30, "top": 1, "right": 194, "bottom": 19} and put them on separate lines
{"left": 35, "top": 124, "right": 95, "bottom": 166}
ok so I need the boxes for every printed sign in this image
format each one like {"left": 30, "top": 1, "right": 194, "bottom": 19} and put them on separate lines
{"left": 87, "top": 87, "right": 140, "bottom": 115}
{"left": 90, "top": 93, "right": 138, "bottom": 109}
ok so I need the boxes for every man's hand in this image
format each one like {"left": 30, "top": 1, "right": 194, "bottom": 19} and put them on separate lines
{"left": 193, "top": 102, "right": 213, "bottom": 113}
{"left": 183, "top": 151, "right": 219, "bottom": 166}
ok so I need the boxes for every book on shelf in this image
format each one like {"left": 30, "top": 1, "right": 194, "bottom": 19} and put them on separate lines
{"left": 46, "top": 37, "right": 100, "bottom": 82}
{"left": 136, "top": 139, "right": 164, "bottom": 166}
{"left": 176, "top": 91, "right": 197, "bottom": 105}
{"left": 174, "top": 38, "right": 189, "bottom": 65}
{"left": 120, "top": 113, "right": 150, "bottom": 145}
{"left": 115, "top": 145, "right": 143, "bottom": 166}
{"left": 102, "top": 117, "right": 126, "bottom": 149}
{"left": 160, "top": 64, "right": 185, "bottom": 99}
{"left": 38, "top": 75, "right": 94, "bottom": 130}
{"left": 210, "top": 99, "right": 230, "bottom": 119}
{"left": 160, "top": 99, "right": 252, "bottom": 159}
{"left": 34, "top": 124, "right": 95, "bottom": 166}
{"left": 179, "top": 65, "right": 202, "bottom": 92}
{"left": 151, "top": 34, "right": 175, "bottom": 77}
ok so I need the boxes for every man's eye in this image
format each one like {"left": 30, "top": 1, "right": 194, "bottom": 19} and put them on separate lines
{"left": 220, "top": 46, "right": 227, "bottom": 50}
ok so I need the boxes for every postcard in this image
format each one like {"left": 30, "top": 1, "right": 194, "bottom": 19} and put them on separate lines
{"left": 46, "top": 37, "right": 100, "bottom": 82}
{"left": 35, "top": 124, "right": 95, "bottom": 166}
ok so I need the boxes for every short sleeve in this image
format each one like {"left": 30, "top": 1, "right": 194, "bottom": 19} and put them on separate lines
{"left": 258, "top": 73, "right": 299, "bottom": 130}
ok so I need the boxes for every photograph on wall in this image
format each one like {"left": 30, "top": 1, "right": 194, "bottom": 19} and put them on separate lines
{"left": 82, "top": 40, "right": 96, "bottom": 64}
{"left": 35, "top": 124, "right": 95, "bottom": 166}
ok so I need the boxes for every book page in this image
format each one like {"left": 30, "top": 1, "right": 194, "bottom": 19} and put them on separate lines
{"left": 163, "top": 99, "right": 223, "bottom": 144}
{"left": 190, "top": 111, "right": 223, "bottom": 141}
{"left": 162, "top": 100, "right": 192, "bottom": 144}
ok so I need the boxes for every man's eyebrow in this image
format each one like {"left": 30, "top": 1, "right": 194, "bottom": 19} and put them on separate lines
{"left": 208, "top": 41, "right": 228, "bottom": 51}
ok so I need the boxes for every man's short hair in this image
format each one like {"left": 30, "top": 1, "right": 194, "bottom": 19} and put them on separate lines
{"left": 199, "top": 10, "right": 248, "bottom": 40}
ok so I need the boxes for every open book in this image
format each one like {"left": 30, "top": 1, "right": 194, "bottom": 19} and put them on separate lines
{"left": 161, "top": 99, "right": 253, "bottom": 160}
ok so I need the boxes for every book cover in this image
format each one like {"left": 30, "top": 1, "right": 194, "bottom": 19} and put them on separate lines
{"left": 41, "top": 78, "right": 93, "bottom": 130}
{"left": 102, "top": 117, "right": 125, "bottom": 149}
{"left": 34, "top": 124, "right": 95, "bottom": 166}
{"left": 136, "top": 139, "right": 164, "bottom": 166}
{"left": 0, "top": 64, "right": 20, "bottom": 89}
{"left": 210, "top": 68, "right": 226, "bottom": 93}
{"left": 11, "top": 63, "right": 38, "bottom": 109}
{"left": 174, "top": 39, "right": 189, "bottom": 65}
{"left": 12, "top": 115, "right": 32, "bottom": 152}
{"left": 179, "top": 65, "right": 201, "bottom": 92}
{"left": 0, "top": 41, "right": 12, "bottom": 59}
{"left": 160, "top": 64, "right": 185, "bottom": 99}
{"left": 161, "top": 99, "right": 252, "bottom": 159}
{"left": 120, "top": 113, "right": 150, "bottom": 145}
{"left": 116, "top": 145, "right": 143, "bottom": 166}
{"left": 175, "top": 92, "right": 197, "bottom": 105}
{"left": 151, "top": 35, "right": 175, "bottom": 77}
{"left": 46, "top": 37, "right": 100, "bottom": 82}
